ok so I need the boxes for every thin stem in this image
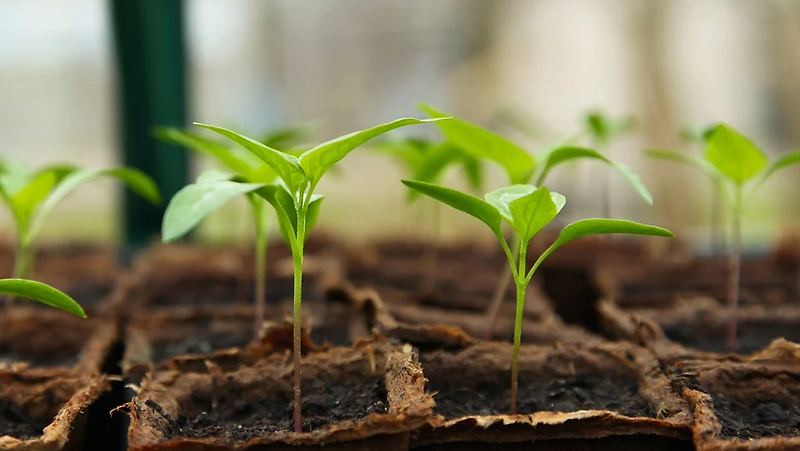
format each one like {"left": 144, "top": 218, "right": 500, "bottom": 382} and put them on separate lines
{"left": 292, "top": 202, "right": 308, "bottom": 434}
{"left": 252, "top": 200, "right": 268, "bottom": 343}
{"left": 485, "top": 234, "right": 520, "bottom": 339}
{"left": 422, "top": 199, "right": 440, "bottom": 292}
{"left": 510, "top": 239, "right": 527, "bottom": 415}
{"left": 711, "top": 180, "right": 725, "bottom": 256}
{"left": 725, "top": 185, "right": 742, "bottom": 351}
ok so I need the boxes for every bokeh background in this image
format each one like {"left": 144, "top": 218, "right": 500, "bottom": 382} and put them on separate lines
{"left": 2, "top": 0, "right": 799, "bottom": 251}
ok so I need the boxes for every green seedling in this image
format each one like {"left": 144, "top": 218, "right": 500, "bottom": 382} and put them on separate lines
{"left": 419, "top": 105, "right": 653, "bottom": 336}
{"left": 0, "top": 162, "right": 156, "bottom": 342}
{"left": 584, "top": 110, "right": 638, "bottom": 218}
{"left": 645, "top": 124, "right": 800, "bottom": 350}
{"left": 647, "top": 124, "right": 725, "bottom": 253}
{"left": 373, "top": 136, "right": 484, "bottom": 291}
{"left": 156, "top": 125, "right": 309, "bottom": 342}
{"left": 403, "top": 180, "right": 672, "bottom": 413}
{"left": 168, "top": 116, "right": 445, "bottom": 433}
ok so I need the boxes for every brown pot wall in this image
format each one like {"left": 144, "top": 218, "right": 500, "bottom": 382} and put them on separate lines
{"left": 125, "top": 338, "right": 433, "bottom": 450}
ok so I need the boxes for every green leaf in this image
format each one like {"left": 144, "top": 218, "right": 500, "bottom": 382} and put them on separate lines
{"left": 196, "top": 168, "right": 235, "bottom": 183}
{"left": 162, "top": 180, "right": 266, "bottom": 242}
{"left": 644, "top": 148, "right": 723, "bottom": 183}
{"left": 508, "top": 186, "right": 565, "bottom": 243}
{"left": 0, "top": 278, "right": 86, "bottom": 318}
{"left": 154, "top": 127, "right": 262, "bottom": 180}
{"left": 705, "top": 124, "right": 767, "bottom": 185}
{"left": 485, "top": 185, "right": 537, "bottom": 224}
{"left": 11, "top": 169, "right": 62, "bottom": 233}
{"left": 419, "top": 104, "right": 536, "bottom": 184}
{"left": 760, "top": 149, "right": 800, "bottom": 182}
{"left": 299, "top": 117, "right": 445, "bottom": 187}
{"left": 586, "top": 111, "right": 636, "bottom": 143}
{"left": 305, "top": 195, "right": 324, "bottom": 233}
{"left": 539, "top": 219, "right": 672, "bottom": 268}
{"left": 536, "top": 146, "right": 653, "bottom": 204}
{"left": 401, "top": 179, "right": 503, "bottom": 240}
{"left": 195, "top": 123, "right": 306, "bottom": 192}
{"left": 25, "top": 167, "right": 160, "bottom": 245}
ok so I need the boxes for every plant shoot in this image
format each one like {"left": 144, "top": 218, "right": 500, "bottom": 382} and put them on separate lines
{"left": 403, "top": 179, "right": 672, "bottom": 413}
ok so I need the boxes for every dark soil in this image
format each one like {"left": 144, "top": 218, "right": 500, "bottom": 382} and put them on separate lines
{"left": 415, "top": 435, "right": 693, "bottom": 451}
{"left": 712, "top": 394, "right": 800, "bottom": 439}
{"left": 0, "top": 404, "right": 44, "bottom": 440}
{"left": 145, "top": 275, "right": 317, "bottom": 308}
{"left": 429, "top": 371, "right": 652, "bottom": 419}
{"left": 538, "top": 265, "right": 602, "bottom": 333}
{"left": 151, "top": 331, "right": 251, "bottom": 363}
{"left": 662, "top": 316, "right": 800, "bottom": 354}
{"left": 165, "top": 377, "right": 388, "bottom": 438}
{"left": 0, "top": 314, "right": 92, "bottom": 368}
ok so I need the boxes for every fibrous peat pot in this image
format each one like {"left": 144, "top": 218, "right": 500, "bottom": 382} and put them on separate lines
{"left": 0, "top": 309, "right": 116, "bottom": 374}
{"left": 0, "top": 369, "right": 107, "bottom": 450}
{"left": 125, "top": 337, "right": 433, "bottom": 450}
{"left": 412, "top": 340, "right": 692, "bottom": 448}
{"left": 670, "top": 339, "right": 800, "bottom": 450}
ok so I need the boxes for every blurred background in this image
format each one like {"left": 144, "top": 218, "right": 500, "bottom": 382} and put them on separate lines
{"left": 1, "top": 0, "right": 799, "bottom": 251}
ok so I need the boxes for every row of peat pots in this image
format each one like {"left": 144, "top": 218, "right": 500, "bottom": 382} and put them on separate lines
{"left": 1, "top": 234, "right": 800, "bottom": 450}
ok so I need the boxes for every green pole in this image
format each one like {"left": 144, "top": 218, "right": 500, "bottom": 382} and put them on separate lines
{"left": 110, "top": 0, "right": 189, "bottom": 252}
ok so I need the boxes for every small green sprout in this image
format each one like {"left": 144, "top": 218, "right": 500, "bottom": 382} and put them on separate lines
{"left": 170, "top": 116, "right": 444, "bottom": 433}
{"left": 584, "top": 110, "right": 638, "bottom": 218}
{"left": 647, "top": 124, "right": 725, "bottom": 253}
{"left": 157, "top": 125, "right": 307, "bottom": 343}
{"left": 373, "top": 136, "right": 484, "bottom": 290}
{"left": 645, "top": 124, "right": 800, "bottom": 350}
{"left": 418, "top": 105, "right": 653, "bottom": 336}
{"left": 403, "top": 180, "right": 672, "bottom": 413}
{"left": 0, "top": 162, "right": 160, "bottom": 281}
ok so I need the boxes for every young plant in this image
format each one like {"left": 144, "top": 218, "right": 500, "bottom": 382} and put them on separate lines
{"left": 584, "top": 110, "right": 638, "bottom": 218}
{"left": 373, "top": 136, "right": 484, "bottom": 290}
{"left": 646, "top": 125, "right": 725, "bottom": 253}
{"left": 418, "top": 105, "right": 653, "bottom": 335}
{"left": 402, "top": 180, "right": 673, "bottom": 413}
{"left": 157, "top": 125, "right": 308, "bottom": 342}
{"left": 167, "top": 116, "right": 444, "bottom": 433}
{"left": 645, "top": 124, "right": 800, "bottom": 350}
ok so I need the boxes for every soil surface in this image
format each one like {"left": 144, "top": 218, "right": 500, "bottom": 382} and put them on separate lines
{"left": 166, "top": 377, "right": 387, "bottom": 438}
{"left": 429, "top": 371, "right": 652, "bottom": 419}
{"left": 151, "top": 331, "right": 251, "bottom": 363}
{"left": 662, "top": 316, "right": 800, "bottom": 354}
{"left": 415, "top": 435, "right": 693, "bottom": 451}
{"left": 0, "top": 403, "right": 44, "bottom": 440}
{"left": 712, "top": 393, "right": 800, "bottom": 439}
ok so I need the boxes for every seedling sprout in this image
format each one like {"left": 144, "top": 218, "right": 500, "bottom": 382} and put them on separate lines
{"left": 645, "top": 124, "right": 800, "bottom": 350}
{"left": 418, "top": 105, "right": 653, "bottom": 336}
{"left": 176, "top": 116, "right": 445, "bottom": 433}
{"left": 403, "top": 179, "right": 672, "bottom": 413}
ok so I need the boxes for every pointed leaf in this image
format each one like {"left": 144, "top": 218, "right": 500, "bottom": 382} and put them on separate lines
{"left": 705, "top": 124, "right": 767, "bottom": 185}
{"left": 508, "top": 186, "right": 564, "bottom": 243}
{"left": 196, "top": 168, "right": 236, "bottom": 183}
{"left": 401, "top": 179, "right": 503, "bottom": 240}
{"left": 305, "top": 195, "right": 324, "bottom": 233}
{"left": 162, "top": 180, "right": 265, "bottom": 242}
{"left": 420, "top": 104, "right": 535, "bottom": 184}
{"left": 536, "top": 146, "right": 652, "bottom": 204}
{"left": 299, "top": 117, "right": 445, "bottom": 187}
{"left": 644, "top": 148, "right": 723, "bottom": 183}
{"left": 252, "top": 184, "right": 299, "bottom": 245}
{"left": 195, "top": 123, "right": 306, "bottom": 192}
{"left": 485, "top": 185, "right": 537, "bottom": 224}
{"left": 26, "top": 167, "right": 160, "bottom": 246}
{"left": 154, "top": 127, "right": 262, "bottom": 180}
{"left": 760, "top": 149, "right": 800, "bottom": 182}
{"left": 0, "top": 278, "right": 86, "bottom": 318}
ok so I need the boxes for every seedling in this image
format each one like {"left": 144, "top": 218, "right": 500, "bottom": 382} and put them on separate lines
{"left": 584, "top": 110, "right": 638, "bottom": 218}
{"left": 0, "top": 162, "right": 155, "bottom": 342}
{"left": 645, "top": 124, "right": 800, "bottom": 350}
{"left": 646, "top": 124, "right": 725, "bottom": 253}
{"left": 403, "top": 180, "right": 672, "bottom": 413}
{"left": 157, "top": 125, "right": 308, "bottom": 342}
{"left": 171, "top": 116, "right": 444, "bottom": 432}
{"left": 418, "top": 105, "right": 653, "bottom": 335}
{"left": 373, "top": 136, "right": 483, "bottom": 290}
